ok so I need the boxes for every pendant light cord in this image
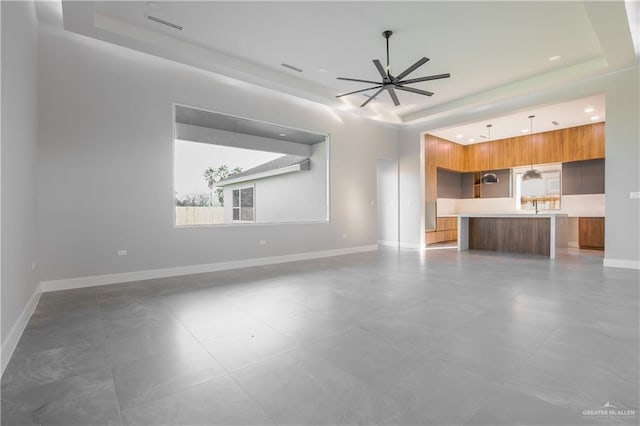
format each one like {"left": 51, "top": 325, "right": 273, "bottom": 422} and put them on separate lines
{"left": 487, "top": 124, "right": 492, "bottom": 170}
{"left": 528, "top": 115, "right": 535, "bottom": 170}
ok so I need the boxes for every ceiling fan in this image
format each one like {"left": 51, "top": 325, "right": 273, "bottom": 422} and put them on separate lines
{"left": 336, "top": 30, "right": 450, "bottom": 107}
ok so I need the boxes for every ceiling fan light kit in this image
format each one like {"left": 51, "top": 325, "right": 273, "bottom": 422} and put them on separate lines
{"left": 336, "top": 30, "right": 450, "bottom": 107}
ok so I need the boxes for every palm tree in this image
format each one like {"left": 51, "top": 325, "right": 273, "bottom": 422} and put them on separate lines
{"left": 203, "top": 165, "right": 242, "bottom": 206}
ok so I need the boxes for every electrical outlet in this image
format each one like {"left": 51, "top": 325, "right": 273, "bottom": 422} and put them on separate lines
{"left": 117, "top": 249, "right": 128, "bottom": 256}
{"left": 259, "top": 240, "right": 266, "bottom": 245}
{"left": 342, "top": 233, "right": 348, "bottom": 239}
{"left": 31, "top": 261, "right": 36, "bottom": 271}
{"left": 370, "top": 200, "right": 374, "bottom": 206}
{"left": 630, "top": 192, "right": 640, "bottom": 200}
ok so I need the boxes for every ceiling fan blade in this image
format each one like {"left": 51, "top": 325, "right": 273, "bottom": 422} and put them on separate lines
{"left": 395, "top": 85, "right": 434, "bottom": 97}
{"left": 361, "top": 87, "right": 385, "bottom": 107}
{"left": 395, "top": 57, "right": 429, "bottom": 81}
{"left": 337, "top": 77, "right": 382, "bottom": 85}
{"left": 387, "top": 86, "right": 400, "bottom": 106}
{"left": 373, "top": 59, "right": 388, "bottom": 80}
{"left": 399, "top": 73, "right": 451, "bottom": 85}
{"left": 336, "top": 85, "right": 383, "bottom": 98}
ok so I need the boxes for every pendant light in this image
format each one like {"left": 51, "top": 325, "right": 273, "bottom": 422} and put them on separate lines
{"left": 481, "top": 124, "right": 499, "bottom": 184}
{"left": 522, "top": 115, "right": 542, "bottom": 181}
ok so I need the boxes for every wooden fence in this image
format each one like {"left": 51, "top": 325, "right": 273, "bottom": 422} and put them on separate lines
{"left": 176, "top": 207, "right": 224, "bottom": 225}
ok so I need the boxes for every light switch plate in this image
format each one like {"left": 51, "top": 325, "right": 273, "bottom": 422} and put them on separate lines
{"left": 630, "top": 192, "right": 640, "bottom": 199}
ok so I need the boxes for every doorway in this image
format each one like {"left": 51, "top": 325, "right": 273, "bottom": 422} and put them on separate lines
{"left": 376, "top": 159, "right": 399, "bottom": 247}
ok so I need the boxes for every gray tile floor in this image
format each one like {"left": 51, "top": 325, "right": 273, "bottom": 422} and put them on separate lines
{"left": 1, "top": 248, "right": 638, "bottom": 425}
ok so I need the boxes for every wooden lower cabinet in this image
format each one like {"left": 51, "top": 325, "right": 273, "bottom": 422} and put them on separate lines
{"left": 426, "top": 217, "right": 458, "bottom": 245}
{"left": 579, "top": 217, "right": 605, "bottom": 250}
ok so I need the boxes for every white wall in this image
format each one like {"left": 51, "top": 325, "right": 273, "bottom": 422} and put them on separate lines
{"left": 398, "top": 126, "right": 424, "bottom": 249}
{"left": 399, "top": 67, "right": 639, "bottom": 266}
{"left": 37, "top": 26, "right": 398, "bottom": 282}
{"left": 602, "top": 67, "right": 640, "bottom": 267}
{"left": 1, "top": 1, "right": 40, "bottom": 355}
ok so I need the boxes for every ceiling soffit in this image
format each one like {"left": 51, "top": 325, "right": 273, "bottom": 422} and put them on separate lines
{"left": 60, "top": 1, "right": 635, "bottom": 130}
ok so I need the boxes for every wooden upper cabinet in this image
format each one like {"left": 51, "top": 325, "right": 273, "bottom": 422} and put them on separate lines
{"left": 533, "top": 130, "right": 563, "bottom": 164}
{"left": 433, "top": 136, "right": 464, "bottom": 171}
{"left": 492, "top": 137, "right": 528, "bottom": 169}
{"left": 562, "top": 123, "right": 605, "bottom": 162}
{"left": 465, "top": 142, "right": 491, "bottom": 172}
{"left": 424, "top": 122, "right": 603, "bottom": 192}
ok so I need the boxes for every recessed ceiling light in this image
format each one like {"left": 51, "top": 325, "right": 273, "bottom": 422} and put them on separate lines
{"left": 456, "top": 134, "right": 463, "bottom": 139}
{"left": 590, "top": 116, "right": 600, "bottom": 121}
{"left": 318, "top": 68, "right": 328, "bottom": 73}
{"left": 521, "top": 129, "right": 529, "bottom": 133}
{"left": 584, "top": 107, "right": 595, "bottom": 113}
{"left": 469, "top": 138, "right": 475, "bottom": 143}
{"left": 279, "top": 133, "right": 286, "bottom": 136}
{"left": 548, "top": 55, "right": 562, "bottom": 62}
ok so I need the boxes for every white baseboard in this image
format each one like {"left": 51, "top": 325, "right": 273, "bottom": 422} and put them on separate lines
{"left": 399, "top": 242, "right": 423, "bottom": 250}
{"left": 603, "top": 258, "right": 640, "bottom": 270}
{"left": 1, "top": 283, "right": 42, "bottom": 375}
{"left": 568, "top": 241, "right": 579, "bottom": 248}
{"left": 377, "top": 240, "right": 399, "bottom": 248}
{"left": 41, "top": 245, "right": 379, "bottom": 292}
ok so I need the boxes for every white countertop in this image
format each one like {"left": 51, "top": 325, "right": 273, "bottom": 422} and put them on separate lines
{"left": 458, "top": 213, "right": 568, "bottom": 218}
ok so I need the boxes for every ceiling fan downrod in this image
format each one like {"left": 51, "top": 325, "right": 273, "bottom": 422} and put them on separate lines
{"left": 383, "top": 30, "right": 393, "bottom": 77}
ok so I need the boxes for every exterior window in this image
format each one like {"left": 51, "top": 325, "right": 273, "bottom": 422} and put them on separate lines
{"left": 515, "top": 167, "right": 561, "bottom": 211}
{"left": 232, "top": 186, "right": 255, "bottom": 222}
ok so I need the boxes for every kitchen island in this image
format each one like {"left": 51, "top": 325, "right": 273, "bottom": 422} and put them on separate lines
{"left": 457, "top": 213, "right": 568, "bottom": 258}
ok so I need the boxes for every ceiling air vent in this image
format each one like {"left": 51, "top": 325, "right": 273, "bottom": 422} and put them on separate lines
{"left": 146, "top": 15, "right": 183, "bottom": 30}
{"left": 281, "top": 63, "right": 303, "bottom": 73}
{"left": 552, "top": 121, "right": 560, "bottom": 126}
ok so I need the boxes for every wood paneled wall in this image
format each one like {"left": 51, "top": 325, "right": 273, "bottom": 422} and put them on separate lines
{"left": 425, "top": 122, "right": 605, "bottom": 173}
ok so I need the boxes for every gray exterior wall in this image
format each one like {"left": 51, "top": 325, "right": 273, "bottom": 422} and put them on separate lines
{"left": 222, "top": 142, "right": 327, "bottom": 224}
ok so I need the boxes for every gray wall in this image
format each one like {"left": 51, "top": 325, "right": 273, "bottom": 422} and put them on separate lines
{"left": 441, "top": 169, "right": 510, "bottom": 199}
{"left": 37, "top": 25, "right": 398, "bottom": 281}
{"left": 437, "top": 168, "right": 462, "bottom": 199}
{"left": 222, "top": 142, "right": 327, "bottom": 224}
{"left": 481, "top": 169, "right": 512, "bottom": 199}
{"left": 563, "top": 159, "right": 605, "bottom": 195}
{"left": 1, "top": 1, "right": 40, "bottom": 344}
